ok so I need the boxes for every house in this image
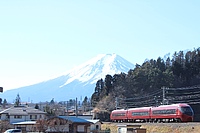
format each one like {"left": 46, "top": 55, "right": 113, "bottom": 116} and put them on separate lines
{"left": 87, "top": 119, "right": 102, "bottom": 132}
{"left": 46, "top": 116, "right": 92, "bottom": 133}
{"left": 0, "top": 105, "right": 47, "bottom": 124}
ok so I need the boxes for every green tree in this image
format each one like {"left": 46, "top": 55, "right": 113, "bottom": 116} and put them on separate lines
{"left": 95, "top": 79, "right": 104, "bottom": 95}
{"left": 35, "top": 104, "right": 39, "bottom": 109}
{"left": 15, "top": 94, "right": 21, "bottom": 106}
{"left": 82, "top": 96, "right": 89, "bottom": 112}
{"left": 2, "top": 99, "right": 7, "bottom": 108}
{"left": 50, "top": 98, "right": 55, "bottom": 105}
{"left": 104, "top": 74, "right": 113, "bottom": 95}
{"left": 91, "top": 47, "right": 200, "bottom": 120}
{"left": 156, "top": 57, "right": 166, "bottom": 72}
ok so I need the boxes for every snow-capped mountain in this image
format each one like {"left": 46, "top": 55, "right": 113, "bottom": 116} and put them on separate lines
{"left": 1, "top": 54, "right": 135, "bottom": 103}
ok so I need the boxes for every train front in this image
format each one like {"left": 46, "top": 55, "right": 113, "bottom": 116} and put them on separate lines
{"left": 178, "top": 104, "right": 194, "bottom": 122}
{"left": 110, "top": 109, "right": 128, "bottom": 122}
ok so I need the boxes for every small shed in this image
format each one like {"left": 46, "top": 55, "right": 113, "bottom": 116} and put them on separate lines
{"left": 87, "top": 119, "right": 102, "bottom": 131}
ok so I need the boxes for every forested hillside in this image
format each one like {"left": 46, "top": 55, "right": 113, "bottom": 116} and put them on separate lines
{"left": 91, "top": 48, "right": 200, "bottom": 116}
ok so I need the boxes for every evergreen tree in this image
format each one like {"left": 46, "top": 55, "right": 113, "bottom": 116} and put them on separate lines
{"left": 105, "top": 74, "right": 113, "bottom": 95}
{"left": 15, "top": 93, "right": 21, "bottom": 106}
{"left": 82, "top": 96, "right": 88, "bottom": 112}
{"left": 2, "top": 99, "right": 7, "bottom": 108}
{"left": 91, "top": 47, "right": 200, "bottom": 118}
{"left": 35, "top": 104, "right": 39, "bottom": 109}
{"left": 50, "top": 98, "right": 55, "bottom": 105}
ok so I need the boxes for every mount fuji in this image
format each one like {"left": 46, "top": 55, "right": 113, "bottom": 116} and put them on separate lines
{"left": 1, "top": 54, "right": 135, "bottom": 103}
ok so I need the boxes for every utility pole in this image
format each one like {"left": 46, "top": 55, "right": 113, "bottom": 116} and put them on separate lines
{"left": 162, "top": 87, "right": 165, "bottom": 105}
{"left": 66, "top": 101, "right": 68, "bottom": 116}
{"left": 115, "top": 97, "right": 118, "bottom": 110}
{"left": 90, "top": 99, "right": 92, "bottom": 115}
{"left": 75, "top": 97, "right": 78, "bottom": 117}
{"left": 0, "top": 87, "right": 3, "bottom": 106}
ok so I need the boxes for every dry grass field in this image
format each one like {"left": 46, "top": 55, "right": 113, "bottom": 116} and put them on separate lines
{"left": 101, "top": 122, "right": 200, "bottom": 133}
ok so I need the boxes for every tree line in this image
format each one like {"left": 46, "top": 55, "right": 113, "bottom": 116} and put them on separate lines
{"left": 91, "top": 47, "right": 200, "bottom": 113}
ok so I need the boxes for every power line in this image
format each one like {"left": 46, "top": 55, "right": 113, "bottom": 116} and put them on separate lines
{"left": 117, "top": 85, "right": 200, "bottom": 108}
{"left": 166, "top": 86, "right": 200, "bottom": 105}
{"left": 167, "top": 85, "right": 200, "bottom": 91}
{"left": 125, "top": 89, "right": 162, "bottom": 101}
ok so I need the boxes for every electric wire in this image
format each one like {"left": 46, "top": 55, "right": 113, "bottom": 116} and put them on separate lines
{"left": 117, "top": 86, "right": 200, "bottom": 108}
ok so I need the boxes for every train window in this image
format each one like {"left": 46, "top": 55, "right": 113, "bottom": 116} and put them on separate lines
{"left": 112, "top": 113, "right": 126, "bottom": 116}
{"left": 180, "top": 106, "right": 194, "bottom": 116}
{"left": 132, "top": 111, "right": 149, "bottom": 116}
{"left": 153, "top": 109, "right": 176, "bottom": 115}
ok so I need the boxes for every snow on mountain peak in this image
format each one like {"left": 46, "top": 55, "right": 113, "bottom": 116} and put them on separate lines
{"left": 1, "top": 54, "right": 135, "bottom": 103}
{"left": 60, "top": 53, "right": 134, "bottom": 87}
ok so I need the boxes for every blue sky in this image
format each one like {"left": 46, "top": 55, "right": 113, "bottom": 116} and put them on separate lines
{"left": 0, "top": 0, "right": 200, "bottom": 91}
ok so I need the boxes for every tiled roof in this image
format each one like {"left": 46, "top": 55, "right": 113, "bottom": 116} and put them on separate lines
{"left": 0, "top": 106, "right": 46, "bottom": 115}
{"left": 58, "top": 116, "right": 91, "bottom": 124}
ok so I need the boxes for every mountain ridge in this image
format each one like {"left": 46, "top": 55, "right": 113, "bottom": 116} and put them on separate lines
{"left": 1, "top": 54, "right": 135, "bottom": 103}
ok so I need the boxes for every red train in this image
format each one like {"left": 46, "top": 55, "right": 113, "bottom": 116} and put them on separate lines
{"left": 110, "top": 103, "right": 194, "bottom": 122}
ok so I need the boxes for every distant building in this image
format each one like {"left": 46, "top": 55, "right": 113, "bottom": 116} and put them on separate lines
{"left": 0, "top": 105, "right": 47, "bottom": 124}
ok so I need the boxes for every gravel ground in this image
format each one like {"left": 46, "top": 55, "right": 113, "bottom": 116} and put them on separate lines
{"left": 101, "top": 122, "right": 200, "bottom": 133}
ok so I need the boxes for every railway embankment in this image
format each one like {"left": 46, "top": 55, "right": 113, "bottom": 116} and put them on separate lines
{"left": 101, "top": 122, "right": 200, "bottom": 133}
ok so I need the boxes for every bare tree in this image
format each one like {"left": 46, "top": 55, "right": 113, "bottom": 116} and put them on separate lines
{"left": 36, "top": 119, "right": 48, "bottom": 132}
{"left": 0, "top": 120, "right": 11, "bottom": 132}
{"left": 47, "top": 118, "right": 68, "bottom": 132}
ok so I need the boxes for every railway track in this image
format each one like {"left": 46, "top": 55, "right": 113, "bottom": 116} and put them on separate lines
{"left": 104, "top": 121, "right": 200, "bottom": 127}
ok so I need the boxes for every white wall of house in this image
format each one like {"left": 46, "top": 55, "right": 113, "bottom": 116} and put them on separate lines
{"left": 0, "top": 114, "right": 27, "bottom": 123}
{"left": 0, "top": 113, "right": 46, "bottom": 124}
{"left": 26, "top": 114, "right": 46, "bottom": 121}
{"left": 10, "top": 115, "right": 27, "bottom": 123}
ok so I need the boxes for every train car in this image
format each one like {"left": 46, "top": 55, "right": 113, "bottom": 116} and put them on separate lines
{"left": 110, "top": 109, "right": 128, "bottom": 122}
{"left": 127, "top": 107, "right": 151, "bottom": 122}
{"left": 151, "top": 103, "right": 194, "bottom": 122}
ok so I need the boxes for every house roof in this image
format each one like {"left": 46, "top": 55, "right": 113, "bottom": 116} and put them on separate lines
{"left": 86, "top": 119, "right": 101, "bottom": 124}
{"left": 13, "top": 121, "right": 36, "bottom": 125}
{"left": 0, "top": 106, "right": 46, "bottom": 115}
{"left": 57, "top": 116, "right": 92, "bottom": 124}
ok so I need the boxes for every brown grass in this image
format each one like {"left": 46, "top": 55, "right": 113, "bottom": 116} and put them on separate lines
{"left": 101, "top": 122, "right": 200, "bottom": 133}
